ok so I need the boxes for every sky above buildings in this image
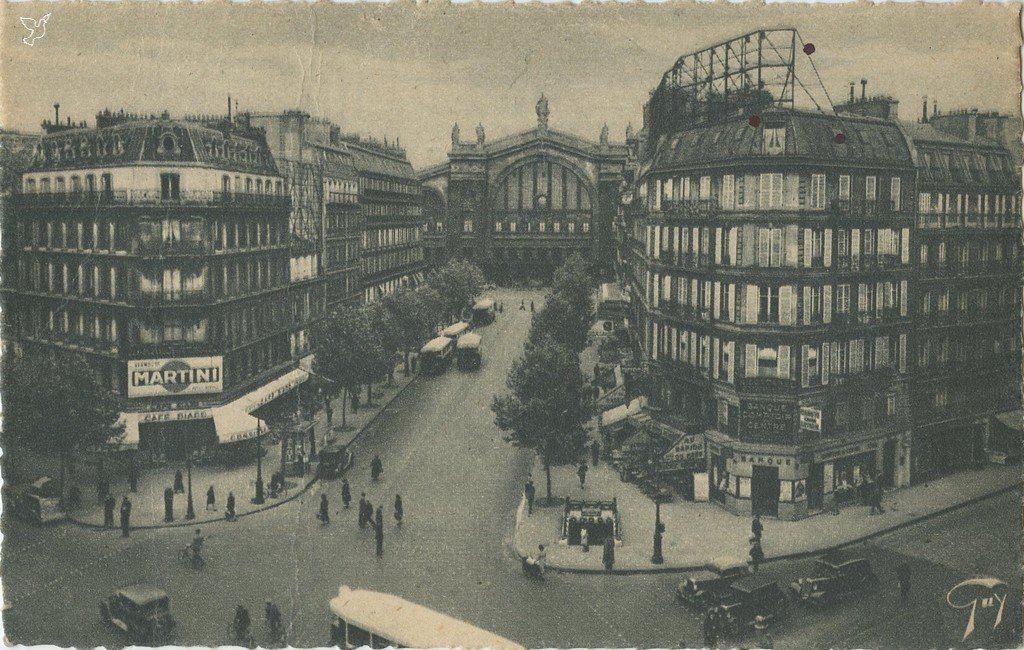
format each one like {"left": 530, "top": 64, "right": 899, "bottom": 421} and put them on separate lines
{"left": 3, "top": 3, "right": 1020, "bottom": 168}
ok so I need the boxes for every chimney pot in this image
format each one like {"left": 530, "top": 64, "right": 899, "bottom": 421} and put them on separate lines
{"left": 860, "top": 79, "right": 867, "bottom": 101}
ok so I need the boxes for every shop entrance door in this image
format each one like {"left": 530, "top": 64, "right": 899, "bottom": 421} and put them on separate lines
{"left": 882, "top": 440, "right": 896, "bottom": 487}
{"left": 751, "top": 465, "right": 779, "bottom": 517}
{"left": 807, "top": 463, "right": 824, "bottom": 511}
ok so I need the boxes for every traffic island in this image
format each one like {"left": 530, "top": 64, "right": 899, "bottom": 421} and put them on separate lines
{"left": 512, "top": 456, "right": 1021, "bottom": 574}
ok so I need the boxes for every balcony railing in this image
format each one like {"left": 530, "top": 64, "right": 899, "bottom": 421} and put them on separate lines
{"left": 11, "top": 190, "right": 290, "bottom": 209}
{"left": 658, "top": 199, "right": 719, "bottom": 220}
{"left": 135, "top": 238, "right": 209, "bottom": 256}
{"left": 131, "top": 289, "right": 210, "bottom": 306}
{"left": 831, "top": 199, "right": 899, "bottom": 219}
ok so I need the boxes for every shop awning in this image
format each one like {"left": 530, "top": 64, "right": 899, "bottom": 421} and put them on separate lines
{"left": 994, "top": 410, "right": 1023, "bottom": 433}
{"left": 236, "top": 367, "right": 309, "bottom": 414}
{"left": 212, "top": 408, "right": 262, "bottom": 444}
{"left": 601, "top": 404, "right": 629, "bottom": 428}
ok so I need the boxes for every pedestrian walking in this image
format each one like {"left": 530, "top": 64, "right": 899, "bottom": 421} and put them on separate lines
{"left": 374, "top": 506, "right": 384, "bottom": 558}
{"left": 120, "top": 495, "right": 132, "bottom": 538}
{"left": 577, "top": 462, "right": 588, "bottom": 489}
{"left": 580, "top": 527, "right": 589, "bottom": 552}
{"left": 103, "top": 493, "right": 116, "bottom": 528}
{"left": 871, "top": 478, "right": 886, "bottom": 515}
{"left": 591, "top": 440, "right": 600, "bottom": 466}
{"left": 206, "top": 485, "right": 216, "bottom": 511}
{"left": 226, "top": 491, "right": 237, "bottom": 521}
{"left": 319, "top": 494, "right": 330, "bottom": 525}
{"left": 394, "top": 494, "right": 403, "bottom": 526}
{"left": 358, "top": 493, "right": 368, "bottom": 529}
{"left": 530, "top": 300, "right": 535, "bottom": 312}
{"left": 341, "top": 479, "right": 351, "bottom": 509}
{"left": 859, "top": 474, "right": 871, "bottom": 506}
{"left": 602, "top": 535, "right": 615, "bottom": 572}
{"left": 371, "top": 455, "right": 383, "bottom": 482}
{"left": 519, "top": 300, "right": 526, "bottom": 311}
{"left": 524, "top": 477, "right": 536, "bottom": 515}
{"left": 174, "top": 470, "right": 185, "bottom": 494}
{"left": 702, "top": 609, "right": 718, "bottom": 648}
{"left": 163, "top": 487, "right": 174, "bottom": 523}
{"left": 749, "top": 536, "right": 764, "bottom": 574}
{"left": 325, "top": 403, "right": 333, "bottom": 426}
{"left": 896, "top": 562, "right": 911, "bottom": 601}
{"left": 754, "top": 614, "right": 774, "bottom": 648}
{"left": 752, "top": 513, "right": 763, "bottom": 542}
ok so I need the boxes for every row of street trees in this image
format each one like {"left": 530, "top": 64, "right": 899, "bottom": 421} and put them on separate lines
{"left": 312, "top": 259, "right": 485, "bottom": 426}
{"left": 492, "top": 254, "right": 596, "bottom": 500}
{"left": 2, "top": 351, "right": 123, "bottom": 504}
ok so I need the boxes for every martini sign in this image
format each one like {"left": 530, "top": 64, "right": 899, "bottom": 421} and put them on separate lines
{"left": 128, "top": 356, "right": 224, "bottom": 398}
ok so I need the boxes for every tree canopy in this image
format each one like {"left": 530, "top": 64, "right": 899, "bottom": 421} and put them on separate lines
{"left": 426, "top": 258, "right": 485, "bottom": 321}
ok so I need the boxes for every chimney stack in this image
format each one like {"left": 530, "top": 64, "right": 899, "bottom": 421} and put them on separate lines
{"left": 860, "top": 79, "right": 867, "bottom": 101}
{"left": 932, "top": 101, "right": 938, "bottom": 119}
{"left": 849, "top": 83, "right": 855, "bottom": 103}
{"left": 228, "top": 95, "right": 232, "bottom": 122}
{"left": 922, "top": 96, "right": 928, "bottom": 123}
{"left": 53, "top": 103, "right": 60, "bottom": 125}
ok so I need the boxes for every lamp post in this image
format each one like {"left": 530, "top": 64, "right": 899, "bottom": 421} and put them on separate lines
{"left": 185, "top": 453, "right": 195, "bottom": 520}
{"left": 254, "top": 419, "right": 265, "bottom": 505}
{"left": 650, "top": 451, "right": 664, "bottom": 565}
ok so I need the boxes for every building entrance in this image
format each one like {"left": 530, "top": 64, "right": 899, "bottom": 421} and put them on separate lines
{"left": 807, "top": 463, "right": 824, "bottom": 511}
{"left": 751, "top": 465, "right": 779, "bottom": 517}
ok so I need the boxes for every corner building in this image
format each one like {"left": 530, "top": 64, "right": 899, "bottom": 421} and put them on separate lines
{"left": 3, "top": 110, "right": 314, "bottom": 462}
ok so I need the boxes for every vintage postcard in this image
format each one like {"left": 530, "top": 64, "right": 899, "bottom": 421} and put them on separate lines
{"left": 0, "top": 3, "right": 1021, "bottom": 648}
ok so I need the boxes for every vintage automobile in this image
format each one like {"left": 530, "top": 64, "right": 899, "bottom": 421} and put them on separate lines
{"left": 715, "top": 576, "right": 789, "bottom": 636}
{"left": 789, "top": 552, "right": 880, "bottom": 606}
{"left": 11, "top": 476, "right": 66, "bottom": 524}
{"left": 99, "top": 584, "right": 176, "bottom": 645}
{"left": 675, "top": 556, "right": 751, "bottom": 609}
{"left": 317, "top": 441, "right": 354, "bottom": 480}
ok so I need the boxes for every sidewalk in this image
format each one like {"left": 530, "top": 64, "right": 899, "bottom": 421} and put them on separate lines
{"left": 514, "top": 458, "right": 1021, "bottom": 573}
{"left": 66, "top": 362, "right": 417, "bottom": 529}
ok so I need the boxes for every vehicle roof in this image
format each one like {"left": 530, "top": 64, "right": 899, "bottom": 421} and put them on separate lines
{"left": 473, "top": 298, "right": 495, "bottom": 310}
{"left": 442, "top": 321, "right": 470, "bottom": 336}
{"left": 421, "top": 336, "right": 454, "bottom": 353}
{"left": 329, "top": 586, "right": 525, "bottom": 650}
{"left": 116, "top": 584, "right": 169, "bottom": 604}
{"left": 732, "top": 576, "right": 780, "bottom": 593}
{"left": 457, "top": 333, "right": 482, "bottom": 349}
{"left": 816, "top": 550, "right": 868, "bottom": 569}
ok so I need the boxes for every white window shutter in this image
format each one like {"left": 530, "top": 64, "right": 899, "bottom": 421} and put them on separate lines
{"left": 900, "top": 280, "right": 908, "bottom": 316}
{"left": 876, "top": 282, "right": 884, "bottom": 316}
{"left": 858, "top": 284, "right": 868, "bottom": 313}
{"left": 650, "top": 321, "right": 658, "bottom": 360}
{"left": 801, "top": 345, "right": 810, "bottom": 387}
{"left": 899, "top": 334, "right": 907, "bottom": 373}
{"left": 852, "top": 228, "right": 861, "bottom": 258}
{"left": 901, "top": 227, "right": 910, "bottom": 263}
{"left": 778, "top": 345, "right": 790, "bottom": 379}
{"left": 822, "top": 342, "right": 830, "bottom": 385}
{"left": 727, "top": 341, "right": 735, "bottom": 383}
{"left": 712, "top": 338, "right": 720, "bottom": 379}
{"left": 823, "top": 285, "right": 832, "bottom": 324}
{"left": 745, "top": 284, "right": 759, "bottom": 324}
{"left": 780, "top": 285, "right": 792, "bottom": 325}
{"left": 652, "top": 273, "right": 660, "bottom": 308}
{"left": 803, "top": 286, "right": 812, "bottom": 324}
{"left": 689, "top": 331, "right": 697, "bottom": 365}
{"left": 713, "top": 281, "right": 721, "bottom": 319}
{"left": 791, "top": 287, "right": 799, "bottom": 325}
{"left": 831, "top": 341, "right": 839, "bottom": 375}
{"left": 728, "top": 227, "right": 738, "bottom": 266}
{"left": 759, "top": 174, "right": 770, "bottom": 209}
{"left": 728, "top": 284, "right": 735, "bottom": 322}
{"left": 803, "top": 228, "right": 813, "bottom": 268}
{"left": 745, "top": 343, "right": 758, "bottom": 378}
{"left": 786, "top": 225, "right": 799, "bottom": 267}
{"left": 715, "top": 227, "right": 723, "bottom": 264}
{"left": 824, "top": 228, "right": 833, "bottom": 267}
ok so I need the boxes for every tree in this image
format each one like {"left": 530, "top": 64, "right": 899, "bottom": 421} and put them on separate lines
{"left": 383, "top": 287, "right": 442, "bottom": 376}
{"left": 551, "top": 253, "right": 596, "bottom": 321}
{"left": 365, "top": 301, "right": 402, "bottom": 386}
{"left": 529, "top": 291, "right": 591, "bottom": 353}
{"left": 2, "top": 351, "right": 123, "bottom": 507}
{"left": 312, "top": 306, "right": 383, "bottom": 427}
{"left": 491, "top": 337, "right": 592, "bottom": 500}
{"left": 426, "top": 258, "right": 485, "bottom": 322}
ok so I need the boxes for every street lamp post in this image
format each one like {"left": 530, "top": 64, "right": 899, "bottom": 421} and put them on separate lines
{"left": 254, "top": 420, "right": 265, "bottom": 505}
{"left": 650, "top": 451, "right": 664, "bottom": 565}
{"left": 185, "top": 453, "right": 195, "bottom": 520}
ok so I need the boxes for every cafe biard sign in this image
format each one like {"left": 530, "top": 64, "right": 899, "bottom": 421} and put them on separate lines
{"left": 128, "top": 356, "right": 224, "bottom": 398}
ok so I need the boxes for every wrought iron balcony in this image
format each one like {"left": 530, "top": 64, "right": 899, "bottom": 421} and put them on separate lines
{"left": 831, "top": 199, "right": 899, "bottom": 219}
{"left": 11, "top": 190, "right": 289, "bottom": 209}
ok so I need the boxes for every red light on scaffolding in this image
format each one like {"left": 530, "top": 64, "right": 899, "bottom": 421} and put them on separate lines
{"left": 748, "top": 115, "right": 762, "bottom": 128}
{"left": 803, "top": 43, "right": 816, "bottom": 55}
{"left": 834, "top": 133, "right": 846, "bottom": 144}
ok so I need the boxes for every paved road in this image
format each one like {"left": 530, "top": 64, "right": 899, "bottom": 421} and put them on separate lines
{"left": 3, "top": 288, "right": 1020, "bottom": 648}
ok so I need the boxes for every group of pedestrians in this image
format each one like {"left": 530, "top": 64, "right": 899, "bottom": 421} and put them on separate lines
{"left": 102, "top": 494, "right": 133, "bottom": 537}
{"left": 320, "top": 455, "right": 402, "bottom": 559}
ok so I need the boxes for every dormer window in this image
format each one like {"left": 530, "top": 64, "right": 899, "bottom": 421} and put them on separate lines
{"left": 160, "top": 133, "right": 179, "bottom": 155}
{"left": 763, "top": 125, "right": 786, "bottom": 155}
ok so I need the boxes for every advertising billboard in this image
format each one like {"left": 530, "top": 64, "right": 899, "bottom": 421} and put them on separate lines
{"left": 128, "top": 356, "right": 224, "bottom": 398}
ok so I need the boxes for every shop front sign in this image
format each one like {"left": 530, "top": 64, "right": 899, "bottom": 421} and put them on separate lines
{"left": 138, "top": 408, "right": 213, "bottom": 424}
{"left": 128, "top": 356, "right": 223, "bottom": 398}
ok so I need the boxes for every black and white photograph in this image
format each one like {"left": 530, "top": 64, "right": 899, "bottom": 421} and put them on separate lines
{"left": 0, "top": 3, "right": 1021, "bottom": 648}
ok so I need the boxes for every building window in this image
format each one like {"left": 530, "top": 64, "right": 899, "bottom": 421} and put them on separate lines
{"left": 463, "top": 220, "right": 473, "bottom": 233}
{"left": 759, "top": 286, "right": 778, "bottom": 323}
{"left": 838, "top": 175, "right": 850, "bottom": 200}
{"left": 721, "top": 174, "right": 735, "bottom": 210}
{"left": 890, "top": 177, "right": 901, "bottom": 210}
{"left": 810, "top": 174, "right": 826, "bottom": 210}
{"left": 758, "top": 174, "right": 783, "bottom": 209}
{"left": 758, "top": 228, "right": 782, "bottom": 267}
{"left": 865, "top": 176, "right": 877, "bottom": 201}
{"left": 763, "top": 127, "right": 786, "bottom": 155}
{"left": 160, "top": 173, "right": 180, "bottom": 200}
{"left": 494, "top": 221, "right": 502, "bottom": 233}
{"left": 757, "top": 346, "right": 779, "bottom": 378}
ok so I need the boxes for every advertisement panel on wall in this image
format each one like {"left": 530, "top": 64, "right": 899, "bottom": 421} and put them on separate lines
{"left": 128, "top": 356, "right": 224, "bottom": 398}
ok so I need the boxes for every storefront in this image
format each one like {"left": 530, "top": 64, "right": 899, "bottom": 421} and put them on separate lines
{"left": 911, "top": 420, "right": 986, "bottom": 484}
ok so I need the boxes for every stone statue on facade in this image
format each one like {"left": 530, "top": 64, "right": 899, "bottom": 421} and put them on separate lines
{"left": 625, "top": 122, "right": 634, "bottom": 141}
{"left": 600, "top": 124, "right": 609, "bottom": 145}
{"left": 536, "top": 93, "right": 550, "bottom": 131}
{"left": 476, "top": 123, "right": 485, "bottom": 146}
{"left": 451, "top": 123, "right": 460, "bottom": 147}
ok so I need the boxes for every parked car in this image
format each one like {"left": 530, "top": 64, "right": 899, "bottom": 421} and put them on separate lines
{"left": 676, "top": 557, "right": 751, "bottom": 609}
{"left": 11, "top": 476, "right": 65, "bottom": 524}
{"left": 789, "top": 552, "right": 879, "bottom": 606}
{"left": 100, "top": 584, "right": 176, "bottom": 645}
{"left": 715, "top": 576, "right": 789, "bottom": 636}
{"left": 318, "top": 441, "right": 354, "bottom": 480}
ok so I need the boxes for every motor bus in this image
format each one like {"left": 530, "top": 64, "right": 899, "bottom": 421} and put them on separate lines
{"left": 456, "top": 332, "right": 483, "bottom": 370}
{"left": 329, "top": 585, "right": 525, "bottom": 650}
{"left": 471, "top": 298, "right": 496, "bottom": 326}
{"left": 419, "top": 336, "right": 455, "bottom": 375}
{"left": 441, "top": 321, "right": 471, "bottom": 339}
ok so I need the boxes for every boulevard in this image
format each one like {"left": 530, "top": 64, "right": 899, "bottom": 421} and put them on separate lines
{"left": 2, "top": 289, "right": 1019, "bottom": 649}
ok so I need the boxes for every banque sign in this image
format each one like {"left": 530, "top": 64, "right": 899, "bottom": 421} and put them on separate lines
{"left": 128, "top": 356, "right": 224, "bottom": 398}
